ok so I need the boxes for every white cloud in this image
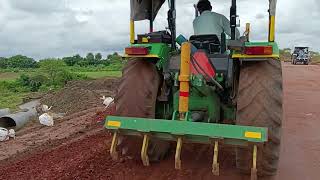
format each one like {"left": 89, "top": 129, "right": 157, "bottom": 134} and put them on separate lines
{"left": 0, "top": 0, "right": 318, "bottom": 59}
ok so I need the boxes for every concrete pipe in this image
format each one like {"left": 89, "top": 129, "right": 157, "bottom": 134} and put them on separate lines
{"left": 0, "top": 108, "right": 10, "bottom": 117}
{"left": 0, "top": 109, "right": 37, "bottom": 131}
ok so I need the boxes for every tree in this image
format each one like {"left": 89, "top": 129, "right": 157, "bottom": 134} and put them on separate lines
{"left": 280, "top": 48, "right": 292, "bottom": 62}
{"left": 95, "top": 53, "right": 102, "bottom": 61}
{"left": 0, "top": 57, "right": 8, "bottom": 68}
{"left": 63, "top": 54, "right": 84, "bottom": 66}
{"left": 86, "top": 53, "right": 95, "bottom": 65}
{"left": 6, "top": 55, "right": 37, "bottom": 68}
{"left": 63, "top": 57, "right": 77, "bottom": 66}
{"left": 39, "top": 59, "right": 66, "bottom": 85}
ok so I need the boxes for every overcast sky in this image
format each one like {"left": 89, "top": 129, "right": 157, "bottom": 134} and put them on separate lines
{"left": 0, "top": 0, "right": 318, "bottom": 60}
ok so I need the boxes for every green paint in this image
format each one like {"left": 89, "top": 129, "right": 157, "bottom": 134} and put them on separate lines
{"left": 128, "top": 43, "right": 171, "bottom": 69}
{"left": 105, "top": 116, "right": 267, "bottom": 145}
{"left": 173, "top": 81, "right": 220, "bottom": 123}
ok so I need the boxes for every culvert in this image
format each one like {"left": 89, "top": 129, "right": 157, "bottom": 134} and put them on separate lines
{"left": 0, "top": 110, "right": 37, "bottom": 131}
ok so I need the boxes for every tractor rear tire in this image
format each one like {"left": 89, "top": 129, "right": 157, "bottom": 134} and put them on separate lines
{"left": 236, "top": 60, "right": 283, "bottom": 176}
{"left": 115, "top": 58, "right": 170, "bottom": 162}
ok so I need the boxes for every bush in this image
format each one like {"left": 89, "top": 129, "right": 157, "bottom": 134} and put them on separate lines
{"left": 17, "top": 74, "right": 48, "bottom": 92}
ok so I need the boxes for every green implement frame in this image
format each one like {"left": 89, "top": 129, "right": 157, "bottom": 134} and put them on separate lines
{"left": 105, "top": 116, "right": 267, "bottom": 145}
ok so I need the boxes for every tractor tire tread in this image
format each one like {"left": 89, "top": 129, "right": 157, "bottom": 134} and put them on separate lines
{"left": 236, "top": 60, "right": 283, "bottom": 176}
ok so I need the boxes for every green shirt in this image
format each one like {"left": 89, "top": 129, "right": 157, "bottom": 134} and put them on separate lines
{"left": 193, "top": 11, "right": 240, "bottom": 39}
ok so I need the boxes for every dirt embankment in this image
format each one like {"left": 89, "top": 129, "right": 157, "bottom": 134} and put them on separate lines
{"left": 41, "top": 78, "right": 118, "bottom": 115}
{"left": 0, "top": 78, "right": 118, "bottom": 164}
{"left": 1, "top": 63, "right": 320, "bottom": 180}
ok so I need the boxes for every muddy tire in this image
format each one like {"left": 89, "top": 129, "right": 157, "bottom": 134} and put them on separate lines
{"left": 236, "top": 60, "right": 283, "bottom": 176}
{"left": 115, "top": 58, "right": 170, "bottom": 162}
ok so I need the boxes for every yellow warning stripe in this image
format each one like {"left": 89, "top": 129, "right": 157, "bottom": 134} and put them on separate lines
{"left": 107, "top": 121, "right": 121, "bottom": 128}
{"left": 245, "top": 131, "right": 262, "bottom": 139}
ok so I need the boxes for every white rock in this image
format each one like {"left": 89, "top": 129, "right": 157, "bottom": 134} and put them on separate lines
{"left": 39, "top": 113, "right": 54, "bottom": 126}
{"left": 0, "top": 128, "right": 9, "bottom": 142}
{"left": 101, "top": 96, "right": 114, "bottom": 108}
{"left": 8, "top": 129, "right": 15, "bottom": 139}
{"left": 41, "top": 105, "right": 52, "bottom": 113}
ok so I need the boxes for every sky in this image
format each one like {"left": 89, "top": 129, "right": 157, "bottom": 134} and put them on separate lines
{"left": 0, "top": 0, "right": 319, "bottom": 60}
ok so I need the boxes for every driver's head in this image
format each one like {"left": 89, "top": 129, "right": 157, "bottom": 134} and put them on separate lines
{"left": 197, "top": 0, "right": 212, "bottom": 14}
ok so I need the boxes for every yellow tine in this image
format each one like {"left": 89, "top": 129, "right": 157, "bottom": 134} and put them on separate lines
{"left": 110, "top": 132, "right": 119, "bottom": 161}
{"left": 175, "top": 137, "right": 183, "bottom": 170}
{"left": 141, "top": 134, "right": 150, "bottom": 166}
{"left": 251, "top": 145, "right": 258, "bottom": 180}
{"left": 212, "top": 141, "right": 220, "bottom": 176}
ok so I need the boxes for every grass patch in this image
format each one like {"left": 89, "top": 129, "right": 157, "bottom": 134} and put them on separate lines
{"left": 0, "top": 91, "right": 28, "bottom": 110}
{"left": 0, "top": 81, "right": 29, "bottom": 109}
{"left": 0, "top": 72, "right": 20, "bottom": 81}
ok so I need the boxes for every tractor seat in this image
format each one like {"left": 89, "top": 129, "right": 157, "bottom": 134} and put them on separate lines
{"left": 190, "top": 34, "right": 221, "bottom": 54}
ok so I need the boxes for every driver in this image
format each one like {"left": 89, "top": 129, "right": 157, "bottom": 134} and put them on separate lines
{"left": 193, "top": 0, "right": 240, "bottom": 39}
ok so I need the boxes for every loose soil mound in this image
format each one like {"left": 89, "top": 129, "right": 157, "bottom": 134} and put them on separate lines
{"left": 41, "top": 78, "right": 118, "bottom": 115}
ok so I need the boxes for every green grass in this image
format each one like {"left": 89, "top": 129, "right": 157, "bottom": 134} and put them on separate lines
{"left": 0, "top": 80, "right": 28, "bottom": 109}
{"left": 0, "top": 91, "right": 28, "bottom": 110}
{"left": 0, "top": 72, "right": 21, "bottom": 81}
{"left": 79, "top": 71, "right": 121, "bottom": 79}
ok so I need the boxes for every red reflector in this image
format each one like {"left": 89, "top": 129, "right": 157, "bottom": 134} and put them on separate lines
{"left": 125, "top": 47, "right": 149, "bottom": 55}
{"left": 245, "top": 46, "right": 273, "bottom": 55}
{"left": 179, "top": 91, "right": 189, "bottom": 97}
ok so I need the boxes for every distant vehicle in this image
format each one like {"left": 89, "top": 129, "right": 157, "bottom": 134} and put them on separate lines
{"left": 291, "top": 47, "right": 311, "bottom": 65}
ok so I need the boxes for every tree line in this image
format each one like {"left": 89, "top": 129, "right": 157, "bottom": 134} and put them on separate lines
{"left": 0, "top": 52, "right": 121, "bottom": 69}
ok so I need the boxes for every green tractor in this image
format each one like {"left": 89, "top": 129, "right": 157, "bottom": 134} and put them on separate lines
{"left": 105, "top": 0, "right": 282, "bottom": 179}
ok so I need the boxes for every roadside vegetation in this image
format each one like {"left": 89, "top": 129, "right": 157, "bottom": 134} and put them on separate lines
{"left": 0, "top": 52, "right": 124, "bottom": 109}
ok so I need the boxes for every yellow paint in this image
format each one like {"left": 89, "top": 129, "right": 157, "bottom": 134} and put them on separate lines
{"left": 245, "top": 23, "right": 250, "bottom": 40}
{"left": 269, "top": 15, "right": 275, "bottom": 42}
{"left": 252, "top": 145, "right": 257, "bottom": 169}
{"left": 142, "top": 37, "right": 149, "bottom": 43}
{"left": 232, "top": 53, "right": 279, "bottom": 59}
{"left": 107, "top": 121, "right": 121, "bottom": 128}
{"left": 141, "top": 134, "right": 150, "bottom": 166}
{"left": 245, "top": 131, "right": 262, "bottom": 139}
{"left": 212, "top": 141, "right": 219, "bottom": 176}
{"left": 251, "top": 145, "right": 258, "bottom": 180}
{"left": 130, "top": 19, "right": 135, "bottom": 44}
{"left": 178, "top": 42, "right": 191, "bottom": 115}
{"left": 175, "top": 137, "right": 183, "bottom": 170}
{"left": 110, "top": 132, "right": 119, "bottom": 160}
{"left": 123, "top": 54, "right": 159, "bottom": 58}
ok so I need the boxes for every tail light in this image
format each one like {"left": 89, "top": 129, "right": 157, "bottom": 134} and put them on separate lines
{"left": 125, "top": 47, "right": 149, "bottom": 55}
{"left": 245, "top": 46, "right": 273, "bottom": 55}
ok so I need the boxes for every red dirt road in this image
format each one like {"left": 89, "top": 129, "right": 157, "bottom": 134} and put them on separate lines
{"left": 0, "top": 62, "right": 320, "bottom": 180}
